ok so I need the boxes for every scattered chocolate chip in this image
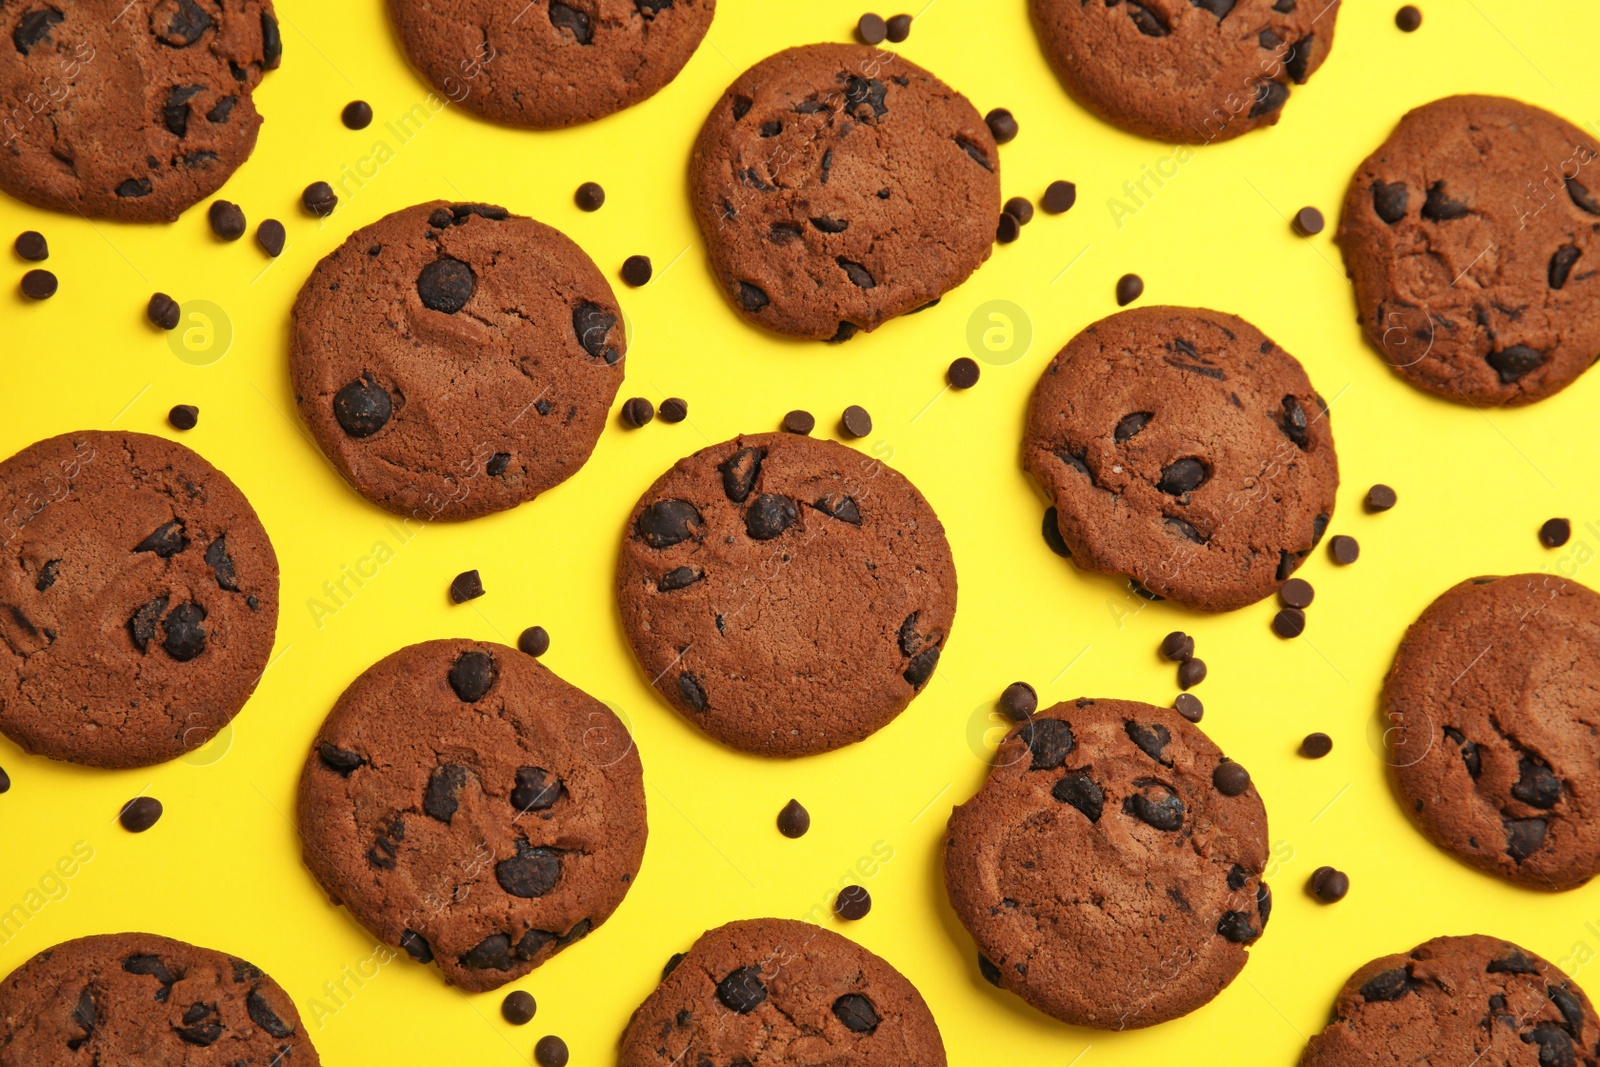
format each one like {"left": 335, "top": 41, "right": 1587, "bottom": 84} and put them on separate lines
{"left": 1160, "top": 631, "right": 1195, "bottom": 662}
{"left": 147, "top": 293, "right": 181, "bottom": 330}
{"left": 1280, "top": 578, "right": 1314, "bottom": 608}
{"left": 1174, "top": 693, "right": 1203, "bottom": 723}
{"left": 1213, "top": 761, "right": 1251, "bottom": 796}
{"left": 575, "top": 182, "right": 605, "bottom": 211}
{"left": 1273, "top": 608, "right": 1306, "bottom": 639}
{"left": 119, "top": 796, "right": 163, "bottom": 832}
{"left": 449, "top": 570, "right": 485, "bottom": 604}
{"left": 621, "top": 255, "right": 652, "bottom": 287}
{"left": 622, "top": 397, "right": 655, "bottom": 428}
{"left": 1540, "top": 518, "right": 1572, "bottom": 548}
{"left": 518, "top": 626, "right": 550, "bottom": 657}
{"left": 1301, "top": 732, "right": 1333, "bottom": 758}
{"left": 1116, "top": 273, "right": 1144, "bottom": 306}
{"left": 835, "top": 885, "right": 872, "bottom": 920}
{"left": 777, "top": 799, "right": 811, "bottom": 838}
{"left": 658, "top": 397, "right": 688, "bottom": 423}
{"left": 1004, "top": 196, "right": 1035, "bottom": 225}
{"left": 1365, "top": 484, "right": 1397, "bottom": 511}
{"left": 1329, "top": 535, "right": 1360, "bottom": 564}
{"left": 856, "top": 13, "right": 887, "bottom": 44}
{"left": 501, "top": 990, "right": 536, "bottom": 1025}
{"left": 168, "top": 405, "right": 199, "bottom": 431}
{"left": 1179, "top": 658, "right": 1207, "bottom": 689}
{"left": 342, "top": 100, "right": 373, "bottom": 129}
{"left": 14, "top": 231, "right": 47, "bottom": 261}
{"left": 840, "top": 405, "right": 872, "bottom": 438}
{"left": 985, "top": 108, "right": 1018, "bottom": 144}
{"left": 208, "top": 200, "right": 245, "bottom": 240}
{"left": 948, "top": 357, "right": 980, "bottom": 389}
{"left": 302, "top": 181, "right": 338, "bottom": 217}
{"left": 886, "top": 13, "right": 912, "bottom": 41}
{"left": 21, "top": 269, "right": 57, "bottom": 300}
{"left": 996, "top": 212, "right": 1021, "bottom": 244}
{"left": 1395, "top": 5, "right": 1421, "bottom": 31}
{"left": 1309, "top": 865, "right": 1349, "bottom": 902}
{"left": 256, "top": 219, "right": 285, "bottom": 257}
{"left": 1042, "top": 181, "right": 1077, "bottom": 214}
{"left": 999, "top": 682, "right": 1037, "bottom": 721}
{"left": 1292, "top": 206, "right": 1324, "bottom": 236}
{"left": 782, "top": 410, "right": 815, "bottom": 435}
{"left": 534, "top": 1035, "right": 569, "bottom": 1067}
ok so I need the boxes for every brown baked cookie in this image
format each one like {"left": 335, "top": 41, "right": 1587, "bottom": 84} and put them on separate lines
{"left": 1300, "top": 934, "right": 1599, "bottom": 1067}
{"left": 1029, "top": 0, "right": 1338, "bottom": 144}
{"left": 1024, "top": 306, "right": 1338, "bottom": 612}
{"left": 1383, "top": 574, "right": 1600, "bottom": 890}
{"left": 0, "top": 431, "right": 278, "bottom": 769}
{"left": 619, "top": 918, "right": 947, "bottom": 1067}
{"left": 944, "top": 698, "right": 1270, "bottom": 1030}
{"left": 0, "top": 0, "right": 280, "bottom": 221}
{"left": 388, "top": 0, "right": 713, "bottom": 129}
{"left": 0, "top": 931, "right": 319, "bottom": 1066}
{"left": 296, "top": 639, "right": 646, "bottom": 993}
{"left": 290, "top": 200, "right": 625, "bottom": 521}
{"left": 689, "top": 43, "right": 1001, "bottom": 341}
{"left": 1339, "top": 95, "right": 1600, "bottom": 406}
{"left": 615, "top": 432, "right": 956, "bottom": 757}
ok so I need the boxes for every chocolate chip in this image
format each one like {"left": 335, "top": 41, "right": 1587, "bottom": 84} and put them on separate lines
{"left": 518, "top": 626, "right": 550, "bottom": 657}
{"left": 317, "top": 742, "right": 364, "bottom": 776}
{"left": 162, "top": 603, "right": 207, "bottom": 661}
{"left": 985, "top": 108, "right": 1018, "bottom": 144}
{"left": 1051, "top": 770, "right": 1105, "bottom": 822}
{"left": 497, "top": 841, "right": 562, "bottom": 898}
{"left": 782, "top": 409, "right": 815, "bottom": 435}
{"left": 512, "top": 767, "right": 560, "bottom": 813}
{"left": 147, "top": 293, "right": 180, "bottom": 330}
{"left": 208, "top": 200, "right": 245, "bottom": 240}
{"left": 777, "top": 798, "right": 810, "bottom": 838}
{"left": 1174, "top": 693, "right": 1203, "bottom": 723}
{"left": 1486, "top": 344, "right": 1545, "bottom": 383}
{"left": 679, "top": 672, "right": 707, "bottom": 712}
{"left": 119, "top": 796, "right": 163, "bottom": 832}
{"left": 333, "top": 374, "right": 392, "bottom": 437}
{"left": 886, "top": 13, "right": 912, "bottom": 40}
{"left": 636, "top": 499, "right": 703, "bottom": 548}
{"left": 622, "top": 397, "right": 655, "bottom": 428}
{"left": 1041, "top": 507, "right": 1071, "bottom": 558}
{"left": 835, "top": 885, "right": 871, "bottom": 920}
{"left": 1160, "top": 631, "right": 1195, "bottom": 662}
{"left": 1395, "top": 5, "right": 1421, "bottom": 31}
{"left": 1020, "top": 717, "right": 1075, "bottom": 770}
{"left": 621, "top": 255, "right": 652, "bottom": 287}
{"left": 977, "top": 954, "right": 1002, "bottom": 986}
{"left": 14, "top": 230, "right": 46, "bottom": 261}
{"left": 856, "top": 13, "right": 887, "bottom": 44}
{"left": 423, "top": 764, "right": 468, "bottom": 823}
{"left": 1293, "top": 206, "right": 1325, "bottom": 236}
{"left": 1042, "top": 181, "right": 1077, "bottom": 214}
{"left": 1217, "top": 911, "right": 1258, "bottom": 943}
{"left": 417, "top": 256, "right": 476, "bottom": 314}
{"left": 167, "top": 404, "right": 198, "bottom": 431}
{"left": 0, "top": 765, "right": 8, "bottom": 793}
{"left": 833, "top": 993, "right": 880, "bottom": 1034}
{"left": 400, "top": 930, "right": 432, "bottom": 963}
{"left": 1126, "top": 721, "right": 1172, "bottom": 765}
{"left": 572, "top": 301, "right": 619, "bottom": 361}
{"left": 661, "top": 952, "right": 685, "bottom": 980}
{"left": 1301, "top": 732, "right": 1333, "bottom": 758}
{"left": 449, "top": 570, "right": 485, "bottom": 604}
{"left": 1366, "top": 484, "right": 1397, "bottom": 511}
{"left": 1329, "top": 534, "right": 1360, "bottom": 564}
{"left": 1115, "top": 273, "right": 1144, "bottom": 306}
{"left": 1250, "top": 78, "right": 1289, "bottom": 119}
{"left": 1158, "top": 457, "right": 1208, "bottom": 495}
{"left": 256, "top": 219, "right": 285, "bottom": 257}
{"left": 1273, "top": 608, "right": 1306, "bottom": 638}
{"left": 448, "top": 650, "right": 497, "bottom": 702}
{"left": 717, "top": 967, "right": 766, "bottom": 1013}
{"left": 302, "top": 181, "right": 338, "bottom": 217}
{"left": 1213, "top": 761, "right": 1251, "bottom": 796}
{"left": 1280, "top": 578, "right": 1314, "bottom": 609}
{"left": 117, "top": 179, "right": 153, "bottom": 199}
{"left": 502, "top": 990, "right": 536, "bottom": 1025}
{"left": 129, "top": 597, "right": 168, "bottom": 651}
{"left": 1178, "top": 659, "right": 1209, "bottom": 694}
{"left": 1421, "top": 181, "right": 1469, "bottom": 221}
{"left": 135, "top": 521, "right": 189, "bottom": 558}
{"left": 1512, "top": 756, "right": 1563, "bottom": 809}
{"left": 658, "top": 397, "right": 688, "bottom": 423}
{"left": 948, "top": 357, "right": 980, "bottom": 389}
{"left": 1004, "top": 197, "right": 1035, "bottom": 225}
{"left": 1549, "top": 245, "right": 1582, "bottom": 289}
{"left": 737, "top": 282, "right": 770, "bottom": 311}
{"left": 1540, "top": 518, "right": 1571, "bottom": 548}
{"left": 746, "top": 494, "right": 799, "bottom": 540}
{"left": 1125, "top": 780, "right": 1185, "bottom": 830}
{"left": 996, "top": 212, "right": 1021, "bottom": 244}
{"left": 21, "top": 269, "right": 56, "bottom": 300}
{"left": 575, "top": 182, "right": 605, "bottom": 211}
{"left": 1566, "top": 178, "right": 1600, "bottom": 214}
{"left": 1359, "top": 968, "right": 1415, "bottom": 1001}
{"left": 840, "top": 405, "right": 873, "bottom": 438}
{"left": 999, "top": 682, "right": 1037, "bottom": 721}
{"left": 342, "top": 100, "right": 373, "bottom": 129}
{"left": 1309, "top": 865, "right": 1349, "bottom": 902}
{"left": 1372, "top": 181, "right": 1408, "bottom": 223}
{"left": 534, "top": 1035, "right": 569, "bottom": 1067}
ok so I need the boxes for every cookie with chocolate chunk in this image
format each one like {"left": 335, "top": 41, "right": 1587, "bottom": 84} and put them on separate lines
{"left": 689, "top": 43, "right": 1001, "bottom": 340}
{"left": 0, "top": 931, "right": 320, "bottom": 1065}
{"left": 0, "top": 0, "right": 281, "bottom": 220}
{"left": 1339, "top": 95, "right": 1600, "bottom": 405}
{"left": 1383, "top": 574, "right": 1600, "bottom": 890}
{"left": 0, "top": 430, "right": 279, "bottom": 768}
{"left": 290, "top": 201, "right": 625, "bottom": 521}
{"left": 1300, "top": 935, "right": 1599, "bottom": 1067}
{"left": 944, "top": 698, "right": 1270, "bottom": 1029}
{"left": 296, "top": 639, "right": 646, "bottom": 992}
{"left": 619, "top": 918, "right": 947, "bottom": 1067}
{"left": 615, "top": 432, "right": 957, "bottom": 757}
{"left": 1024, "top": 306, "right": 1338, "bottom": 612}
{"left": 1029, "top": 0, "right": 1339, "bottom": 143}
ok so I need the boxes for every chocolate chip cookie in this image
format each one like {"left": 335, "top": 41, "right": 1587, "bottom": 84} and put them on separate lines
{"left": 1383, "top": 574, "right": 1600, "bottom": 890}
{"left": 0, "top": 431, "right": 279, "bottom": 768}
{"left": 0, "top": 931, "right": 320, "bottom": 1065}
{"left": 619, "top": 918, "right": 947, "bottom": 1067}
{"left": 689, "top": 43, "right": 1001, "bottom": 341}
{"left": 1029, "top": 0, "right": 1339, "bottom": 144}
{"left": 1024, "top": 306, "right": 1338, "bottom": 612}
{"left": 944, "top": 698, "right": 1270, "bottom": 1029}
{"left": 296, "top": 639, "right": 646, "bottom": 992}
{"left": 387, "top": 0, "right": 714, "bottom": 129}
{"left": 0, "top": 0, "right": 281, "bottom": 221}
{"left": 615, "top": 432, "right": 957, "bottom": 757}
{"left": 1300, "top": 934, "right": 1599, "bottom": 1067}
{"left": 1339, "top": 95, "right": 1600, "bottom": 406}
{"left": 290, "top": 201, "right": 625, "bottom": 521}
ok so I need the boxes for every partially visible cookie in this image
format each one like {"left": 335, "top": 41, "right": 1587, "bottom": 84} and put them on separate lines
{"left": 1300, "top": 934, "right": 1599, "bottom": 1067}
{"left": 1383, "top": 574, "right": 1600, "bottom": 890}
{"left": 0, "top": 0, "right": 280, "bottom": 220}
{"left": 615, "top": 432, "right": 957, "bottom": 757}
{"left": 619, "top": 918, "right": 947, "bottom": 1067}
{"left": 291, "top": 201, "right": 625, "bottom": 521}
{"left": 0, "top": 431, "right": 279, "bottom": 768}
{"left": 1339, "top": 95, "right": 1600, "bottom": 405}
{"left": 0, "top": 932, "right": 320, "bottom": 1066}
{"left": 944, "top": 698, "right": 1269, "bottom": 1030}
{"left": 1024, "top": 306, "right": 1338, "bottom": 612}
{"left": 387, "top": 0, "right": 714, "bottom": 129}
{"left": 690, "top": 43, "right": 1001, "bottom": 341}
{"left": 1029, "top": 0, "right": 1339, "bottom": 144}
{"left": 297, "top": 639, "right": 646, "bottom": 992}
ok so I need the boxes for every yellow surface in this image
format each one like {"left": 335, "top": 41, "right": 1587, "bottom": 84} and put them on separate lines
{"left": 3, "top": 2, "right": 1600, "bottom": 1063}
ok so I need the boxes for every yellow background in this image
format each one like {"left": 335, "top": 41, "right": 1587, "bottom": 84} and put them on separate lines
{"left": 3, "top": 2, "right": 1600, "bottom": 1063}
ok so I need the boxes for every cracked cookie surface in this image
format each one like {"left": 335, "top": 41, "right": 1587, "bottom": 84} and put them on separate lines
{"left": 944, "top": 698, "right": 1270, "bottom": 1029}
{"left": 296, "top": 638, "right": 646, "bottom": 993}
{"left": 1029, "top": 0, "right": 1339, "bottom": 144}
{"left": 0, "top": 931, "right": 319, "bottom": 1066}
{"left": 1339, "top": 95, "right": 1600, "bottom": 406}
{"left": 1024, "top": 305, "right": 1338, "bottom": 612}
{"left": 0, "top": 0, "right": 281, "bottom": 221}
{"left": 0, "top": 430, "right": 278, "bottom": 768}
{"left": 619, "top": 918, "right": 946, "bottom": 1067}
{"left": 388, "top": 0, "right": 714, "bottom": 129}
{"left": 616, "top": 432, "right": 957, "bottom": 757}
{"left": 689, "top": 43, "right": 1001, "bottom": 341}
{"left": 1384, "top": 574, "right": 1600, "bottom": 890}
{"left": 290, "top": 200, "right": 625, "bottom": 521}
{"left": 1300, "top": 934, "right": 1599, "bottom": 1066}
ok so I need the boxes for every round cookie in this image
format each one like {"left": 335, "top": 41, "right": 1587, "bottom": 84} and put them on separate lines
{"left": 0, "top": 0, "right": 280, "bottom": 221}
{"left": 0, "top": 430, "right": 279, "bottom": 769}
{"left": 620, "top": 918, "right": 947, "bottom": 1067}
{"left": 0, "top": 931, "right": 320, "bottom": 1065}
{"left": 1029, "top": 0, "right": 1338, "bottom": 144}
{"left": 290, "top": 200, "right": 625, "bottom": 521}
{"left": 1339, "top": 95, "right": 1600, "bottom": 406}
{"left": 296, "top": 639, "right": 646, "bottom": 992}
{"left": 387, "top": 0, "right": 713, "bottom": 129}
{"left": 615, "top": 432, "right": 957, "bottom": 757}
{"left": 1383, "top": 574, "right": 1600, "bottom": 890}
{"left": 689, "top": 43, "right": 1001, "bottom": 341}
{"left": 944, "top": 698, "right": 1270, "bottom": 1029}
{"left": 1024, "top": 306, "right": 1338, "bottom": 612}
{"left": 1300, "top": 934, "right": 1599, "bottom": 1067}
